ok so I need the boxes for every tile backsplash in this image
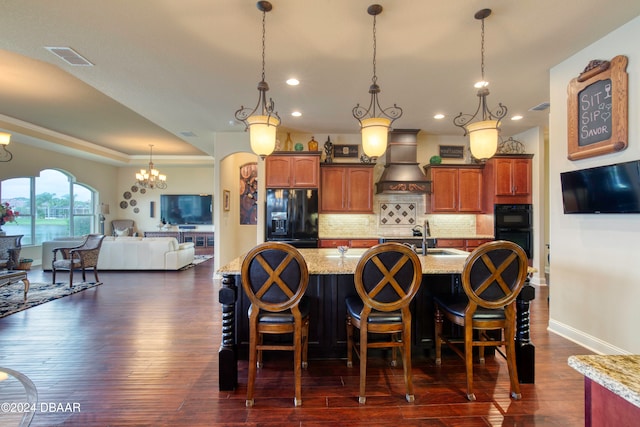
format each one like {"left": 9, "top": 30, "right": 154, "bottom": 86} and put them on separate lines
{"left": 319, "top": 193, "right": 480, "bottom": 238}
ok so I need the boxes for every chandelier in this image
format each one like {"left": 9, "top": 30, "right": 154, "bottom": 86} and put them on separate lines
{"left": 234, "top": 1, "right": 280, "bottom": 159}
{"left": 135, "top": 145, "right": 167, "bottom": 189}
{"left": 0, "top": 132, "right": 12, "bottom": 162}
{"left": 453, "top": 8, "right": 508, "bottom": 161}
{"left": 352, "top": 4, "right": 402, "bottom": 160}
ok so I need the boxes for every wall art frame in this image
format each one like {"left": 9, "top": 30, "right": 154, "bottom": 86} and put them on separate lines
{"left": 223, "top": 190, "right": 230, "bottom": 211}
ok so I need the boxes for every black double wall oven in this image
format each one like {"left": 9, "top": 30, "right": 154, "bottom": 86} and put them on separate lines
{"left": 494, "top": 204, "right": 532, "bottom": 258}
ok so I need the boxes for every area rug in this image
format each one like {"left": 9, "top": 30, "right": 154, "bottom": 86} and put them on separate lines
{"left": 0, "top": 281, "right": 102, "bottom": 318}
{"left": 179, "top": 254, "right": 213, "bottom": 270}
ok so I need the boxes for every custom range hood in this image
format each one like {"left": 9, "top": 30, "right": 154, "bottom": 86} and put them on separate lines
{"left": 375, "top": 129, "right": 431, "bottom": 194}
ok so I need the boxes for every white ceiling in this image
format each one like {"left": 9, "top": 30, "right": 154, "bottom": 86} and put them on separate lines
{"left": 1, "top": 1, "right": 639, "bottom": 163}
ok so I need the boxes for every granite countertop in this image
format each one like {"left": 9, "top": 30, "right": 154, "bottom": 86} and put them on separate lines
{"left": 217, "top": 248, "right": 470, "bottom": 276}
{"left": 568, "top": 354, "right": 640, "bottom": 408}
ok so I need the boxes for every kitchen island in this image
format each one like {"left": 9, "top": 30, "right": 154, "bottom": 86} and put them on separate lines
{"left": 217, "top": 247, "right": 535, "bottom": 391}
{"left": 568, "top": 355, "right": 640, "bottom": 426}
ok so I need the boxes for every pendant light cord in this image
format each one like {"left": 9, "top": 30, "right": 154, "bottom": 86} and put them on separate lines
{"left": 261, "top": 10, "right": 266, "bottom": 83}
{"left": 480, "top": 16, "right": 485, "bottom": 82}
{"left": 371, "top": 13, "right": 377, "bottom": 86}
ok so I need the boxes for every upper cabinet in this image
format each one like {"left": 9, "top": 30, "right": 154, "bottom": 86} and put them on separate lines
{"left": 265, "top": 153, "right": 321, "bottom": 188}
{"left": 483, "top": 154, "right": 533, "bottom": 206}
{"left": 320, "top": 164, "right": 374, "bottom": 213}
{"left": 423, "top": 165, "right": 484, "bottom": 213}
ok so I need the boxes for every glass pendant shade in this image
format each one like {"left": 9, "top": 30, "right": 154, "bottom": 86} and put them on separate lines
{"left": 247, "top": 115, "right": 280, "bottom": 157}
{"left": 361, "top": 117, "right": 390, "bottom": 158}
{"left": 0, "top": 132, "right": 10, "bottom": 145}
{"left": 467, "top": 120, "right": 499, "bottom": 161}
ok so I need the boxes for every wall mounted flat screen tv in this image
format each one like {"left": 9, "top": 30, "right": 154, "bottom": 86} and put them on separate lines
{"left": 160, "top": 194, "right": 213, "bottom": 224}
{"left": 560, "top": 160, "right": 640, "bottom": 214}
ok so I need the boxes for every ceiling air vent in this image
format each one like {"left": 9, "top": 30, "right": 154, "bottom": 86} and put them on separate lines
{"left": 529, "top": 102, "right": 550, "bottom": 111}
{"left": 45, "top": 47, "right": 94, "bottom": 66}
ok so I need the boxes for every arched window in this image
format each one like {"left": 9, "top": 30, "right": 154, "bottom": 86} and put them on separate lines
{"left": 0, "top": 169, "right": 97, "bottom": 245}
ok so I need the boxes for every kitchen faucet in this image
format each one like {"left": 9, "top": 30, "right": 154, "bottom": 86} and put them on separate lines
{"left": 422, "top": 219, "right": 431, "bottom": 255}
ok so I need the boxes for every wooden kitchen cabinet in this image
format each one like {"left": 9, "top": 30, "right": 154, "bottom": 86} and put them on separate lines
{"left": 319, "top": 238, "right": 378, "bottom": 248}
{"left": 483, "top": 154, "right": 533, "bottom": 206}
{"left": 424, "top": 165, "right": 484, "bottom": 213}
{"left": 349, "top": 239, "right": 379, "bottom": 248}
{"left": 437, "top": 238, "right": 492, "bottom": 252}
{"left": 464, "top": 238, "right": 493, "bottom": 252}
{"left": 320, "top": 164, "right": 374, "bottom": 213}
{"left": 265, "top": 153, "right": 320, "bottom": 188}
{"left": 436, "top": 239, "right": 466, "bottom": 251}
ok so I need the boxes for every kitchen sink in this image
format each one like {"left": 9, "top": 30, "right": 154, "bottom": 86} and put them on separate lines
{"left": 426, "top": 248, "right": 468, "bottom": 256}
{"left": 325, "top": 254, "right": 362, "bottom": 258}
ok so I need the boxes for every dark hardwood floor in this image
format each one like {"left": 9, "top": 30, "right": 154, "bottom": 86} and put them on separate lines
{"left": 0, "top": 261, "right": 591, "bottom": 426}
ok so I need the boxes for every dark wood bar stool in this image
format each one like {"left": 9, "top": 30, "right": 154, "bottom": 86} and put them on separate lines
{"left": 241, "top": 242, "right": 310, "bottom": 407}
{"left": 345, "top": 242, "right": 422, "bottom": 404}
{"left": 434, "top": 240, "right": 528, "bottom": 401}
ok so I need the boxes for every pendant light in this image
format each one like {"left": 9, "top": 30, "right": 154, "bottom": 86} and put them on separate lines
{"left": 453, "top": 8, "right": 507, "bottom": 162}
{"left": 234, "top": 1, "right": 280, "bottom": 159}
{"left": 352, "top": 4, "right": 402, "bottom": 160}
{"left": 0, "top": 132, "right": 12, "bottom": 162}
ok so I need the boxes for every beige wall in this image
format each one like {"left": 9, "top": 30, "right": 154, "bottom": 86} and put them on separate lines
{"left": 549, "top": 16, "right": 640, "bottom": 354}
{"left": 113, "top": 165, "right": 214, "bottom": 233}
{"left": 0, "top": 141, "right": 214, "bottom": 265}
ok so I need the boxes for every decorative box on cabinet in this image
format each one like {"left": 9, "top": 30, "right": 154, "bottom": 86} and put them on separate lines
{"left": 423, "top": 165, "right": 484, "bottom": 213}
{"left": 483, "top": 154, "right": 533, "bottom": 207}
{"left": 265, "top": 152, "right": 320, "bottom": 188}
{"left": 319, "top": 164, "right": 374, "bottom": 213}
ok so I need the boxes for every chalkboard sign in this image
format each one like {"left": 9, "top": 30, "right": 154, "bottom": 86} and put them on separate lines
{"left": 567, "top": 55, "right": 628, "bottom": 160}
{"left": 578, "top": 79, "right": 612, "bottom": 146}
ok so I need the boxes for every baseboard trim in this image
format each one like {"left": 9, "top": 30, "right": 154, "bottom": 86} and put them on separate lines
{"left": 548, "top": 319, "right": 630, "bottom": 355}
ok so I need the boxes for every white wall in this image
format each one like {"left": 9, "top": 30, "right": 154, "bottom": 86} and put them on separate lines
{"left": 549, "top": 16, "right": 640, "bottom": 354}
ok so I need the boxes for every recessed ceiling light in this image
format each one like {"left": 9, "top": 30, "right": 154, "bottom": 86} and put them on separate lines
{"left": 291, "top": 111, "right": 302, "bottom": 117}
{"left": 433, "top": 114, "right": 445, "bottom": 120}
{"left": 511, "top": 115, "right": 523, "bottom": 121}
{"left": 286, "top": 78, "right": 300, "bottom": 86}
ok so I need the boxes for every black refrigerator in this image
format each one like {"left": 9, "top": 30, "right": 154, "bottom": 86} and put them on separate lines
{"left": 265, "top": 188, "right": 319, "bottom": 248}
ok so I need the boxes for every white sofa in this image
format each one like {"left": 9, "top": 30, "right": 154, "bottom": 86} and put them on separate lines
{"left": 42, "top": 236, "right": 195, "bottom": 270}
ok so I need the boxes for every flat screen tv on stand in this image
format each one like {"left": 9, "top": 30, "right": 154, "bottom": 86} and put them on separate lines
{"left": 160, "top": 194, "right": 213, "bottom": 225}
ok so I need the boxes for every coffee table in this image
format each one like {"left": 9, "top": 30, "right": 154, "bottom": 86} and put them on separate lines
{"left": 0, "top": 270, "right": 30, "bottom": 301}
